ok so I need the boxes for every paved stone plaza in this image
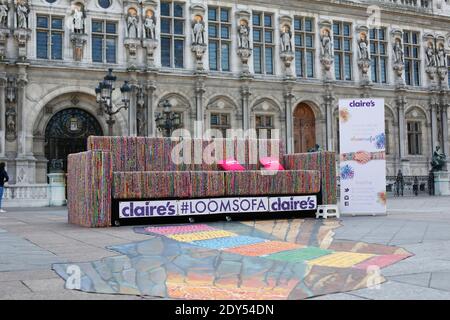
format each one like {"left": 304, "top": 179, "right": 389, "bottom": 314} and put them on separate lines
{"left": 1, "top": 196, "right": 450, "bottom": 300}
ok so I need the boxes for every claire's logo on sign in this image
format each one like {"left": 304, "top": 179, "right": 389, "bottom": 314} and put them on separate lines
{"left": 269, "top": 196, "right": 316, "bottom": 211}
{"left": 120, "top": 201, "right": 177, "bottom": 218}
{"left": 349, "top": 100, "right": 376, "bottom": 108}
{"left": 119, "top": 195, "right": 317, "bottom": 219}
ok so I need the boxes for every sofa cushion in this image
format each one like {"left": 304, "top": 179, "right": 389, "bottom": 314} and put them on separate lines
{"left": 224, "top": 170, "right": 321, "bottom": 196}
{"left": 113, "top": 171, "right": 191, "bottom": 199}
{"left": 112, "top": 170, "right": 319, "bottom": 200}
{"left": 190, "top": 171, "right": 226, "bottom": 198}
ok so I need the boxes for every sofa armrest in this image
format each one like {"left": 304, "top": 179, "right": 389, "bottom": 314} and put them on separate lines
{"left": 67, "top": 150, "right": 113, "bottom": 227}
{"left": 283, "top": 152, "right": 337, "bottom": 205}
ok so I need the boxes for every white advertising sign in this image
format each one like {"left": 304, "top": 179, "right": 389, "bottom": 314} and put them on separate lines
{"left": 339, "top": 98, "right": 386, "bottom": 215}
{"left": 119, "top": 195, "right": 317, "bottom": 218}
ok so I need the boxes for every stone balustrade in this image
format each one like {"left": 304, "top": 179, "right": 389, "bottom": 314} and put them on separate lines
{"left": 363, "top": 0, "right": 433, "bottom": 10}
{"left": 3, "top": 184, "right": 52, "bottom": 207}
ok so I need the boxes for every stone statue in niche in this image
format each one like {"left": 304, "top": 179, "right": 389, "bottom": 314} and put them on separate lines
{"left": 192, "top": 16, "right": 205, "bottom": 45}
{"left": 0, "top": 1, "right": 8, "bottom": 28}
{"left": 72, "top": 6, "right": 85, "bottom": 34}
{"left": 437, "top": 43, "right": 446, "bottom": 67}
{"left": 393, "top": 38, "right": 404, "bottom": 64}
{"left": 358, "top": 33, "right": 370, "bottom": 60}
{"left": 320, "top": 28, "right": 332, "bottom": 59}
{"left": 238, "top": 21, "right": 250, "bottom": 49}
{"left": 127, "top": 9, "right": 139, "bottom": 39}
{"left": 5, "top": 106, "right": 16, "bottom": 141}
{"left": 16, "top": 0, "right": 29, "bottom": 29}
{"left": 280, "top": 25, "right": 292, "bottom": 52}
{"left": 144, "top": 11, "right": 156, "bottom": 39}
{"left": 425, "top": 42, "right": 437, "bottom": 67}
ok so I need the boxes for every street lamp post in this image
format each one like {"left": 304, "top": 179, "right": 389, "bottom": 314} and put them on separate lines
{"left": 95, "top": 68, "right": 132, "bottom": 136}
{"left": 155, "top": 99, "right": 182, "bottom": 137}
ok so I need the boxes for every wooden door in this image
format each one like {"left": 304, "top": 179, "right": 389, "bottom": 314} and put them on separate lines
{"left": 293, "top": 103, "right": 316, "bottom": 153}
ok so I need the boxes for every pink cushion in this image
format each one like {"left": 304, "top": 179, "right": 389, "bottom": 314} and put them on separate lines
{"left": 260, "top": 157, "right": 285, "bottom": 171}
{"left": 218, "top": 158, "right": 245, "bottom": 171}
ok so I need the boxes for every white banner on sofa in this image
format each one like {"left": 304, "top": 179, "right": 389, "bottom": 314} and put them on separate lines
{"left": 118, "top": 195, "right": 317, "bottom": 218}
{"left": 338, "top": 98, "right": 386, "bottom": 215}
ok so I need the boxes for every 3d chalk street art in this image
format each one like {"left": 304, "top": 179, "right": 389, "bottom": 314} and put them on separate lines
{"left": 53, "top": 219, "right": 412, "bottom": 299}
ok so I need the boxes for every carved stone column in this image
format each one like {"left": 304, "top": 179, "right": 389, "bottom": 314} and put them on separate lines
{"left": 430, "top": 92, "right": 439, "bottom": 152}
{"left": 441, "top": 97, "right": 449, "bottom": 158}
{"left": 396, "top": 91, "right": 407, "bottom": 160}
{"left": 145, "top": 75, "right": 156, "bottom": 137}
{"left": 0, "top": 68, "right": 6, "bottom": 158}
{"left": 283, "top": 80, "right": 295, "bottom": 153}
{"left": 15, "top": 62, "right": 36, "bottom": 184}
{"left": 128, "top": 71, "right": 138, "bottom": 137}
{"left": 240, "top": 82, "right": 251, "bottom": 132}
{"left": 194, "top": 76, "right": 206, "bottom": 138}
{"left": 396, "top": 90, "right": 410, "bottom": 174}
{"left": 323, "top": 81, "right": 335, "bottom": 151}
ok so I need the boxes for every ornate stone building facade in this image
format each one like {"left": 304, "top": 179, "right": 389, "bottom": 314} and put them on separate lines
{"left": 1, "top": 0, "right": 450, "bottom": 205}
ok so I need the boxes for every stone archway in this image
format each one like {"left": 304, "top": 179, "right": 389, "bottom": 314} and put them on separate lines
{"left": 293, "top": 103, "right": 316, "bottom": 153}
{"left": 44, "top": 108, "right": 103, "bottom": 172}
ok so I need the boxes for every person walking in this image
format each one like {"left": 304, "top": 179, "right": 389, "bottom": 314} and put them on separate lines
{"left": 396, "top": 170, "right": 404, "bottom": 197}
{"left": 413, "top": 176, "right": 419, "bottom": 196}
{"left": 0, "top": 162, "right": 9, "bottom": 213}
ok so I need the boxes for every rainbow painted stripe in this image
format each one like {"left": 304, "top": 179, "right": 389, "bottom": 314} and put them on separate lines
{"left": 143, "top": 224, "right": 408, "bottom": 269}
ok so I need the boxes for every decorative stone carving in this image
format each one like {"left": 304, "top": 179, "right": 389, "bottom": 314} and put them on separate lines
{"left": 13, "top": 28, "right": 30, "bottom": 61}
{"left": 0, "top": 1, "right": 9, "bottom": 28}
{"left": 0, "top": 28, "right": 10, "bottom": 61}
{"left": 6, "top": 105, "right": 16, "bottom": 141}
{"left": 357, "top": 27, "right": 371, "bottom": 83}
{"left": 190, "top": 5, "right": 207, "bottom": 72}
{"left": 5, "top": 77, "right": 16, "bottom": 142}
{"left": 126, "top": 7, "right": 139, "bottom": 39}
{"left": 70, "top": 33, "right": 88, "bottom": 61}
{"left": 124, "top": 38, "right": 140, "bottom": 70}
{"left": 391, "top": 29, "right": 405, "bottom": 85}
{"left": 424, "top": 34, "right": 437, "bottom": 81}
{"left": 15, "top": 0, "right": 29, "bottom": 29}
{"left": 143, "top": 38, "right": 158, "bottom": 69}
{"left": 236, "top": 10, "right": 252, "bottom": 77}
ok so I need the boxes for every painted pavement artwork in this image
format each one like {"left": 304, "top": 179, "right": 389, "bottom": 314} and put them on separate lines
{"left": 53, "top": 219, "right": 412, "bottom": 299}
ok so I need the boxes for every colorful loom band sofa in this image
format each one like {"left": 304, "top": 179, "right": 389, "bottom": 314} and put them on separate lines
{"left": 67, "top": 136, "right": 337, "bottom": 227}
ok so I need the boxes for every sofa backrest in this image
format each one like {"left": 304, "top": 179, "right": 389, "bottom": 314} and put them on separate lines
{"left": 87, "top": 136, "right": 285, "bottom": 172}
